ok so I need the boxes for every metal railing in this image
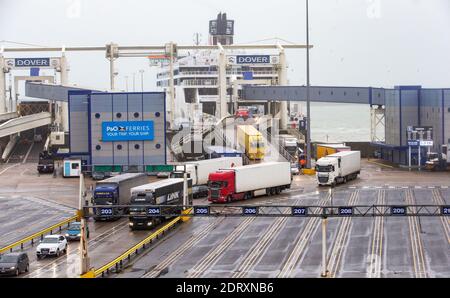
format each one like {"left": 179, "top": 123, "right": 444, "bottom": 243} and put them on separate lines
{"left": 265, "top": 130, "right": 295, "bottom": 162}
{"left": 87, "top": 208, "right": 192, "bottom": 278}
{"left": 83, "top": 204, "right": 450, "bottom": 219}
{"left": 0, "top": 214, "right": 79, "bottom": 254}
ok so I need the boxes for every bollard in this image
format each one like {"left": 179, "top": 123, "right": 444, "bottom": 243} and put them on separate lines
{"left": 128, "top": 254, "right": 131, "bottom": 261}
{"left": 21, "top": 243, "right": 23, "bottom": 250}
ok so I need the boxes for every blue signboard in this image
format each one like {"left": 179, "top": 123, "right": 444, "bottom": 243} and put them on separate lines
{"left": 242, "top": 71, "right": 254, "bottom": 80}
{"left": 30, "top": 68, "right": 40, "bottom": 76}
{"left": 391, "top": 206, "right": 406, "bottom": 216}
{"left": 237, "top": 55, "right": 270, "bottom": 64}
{"left": 242, "top": 206, "right": 258, "bottom": 215}
{"left": 194, "top": 206, "right": 210, "bottom": 216}
{"left": 102, "top": 121, "right": 154, "bottom": 141}
{"left": 292, "top": 207, "right": 308, "bottom": 216}
{"left": 15, "top": 58, "right": 50, "bottom": 67}
{"left": 338, "top": 207, "right": 353, "bottom": 216}
{"left": 147, "top": 207, "right": 161, "bottom": 215}
{"left": 407, "top": 140, "right": 419, "bottom": 146}
{"left": 442, "top": 206, "right": 450, "bottom": 216}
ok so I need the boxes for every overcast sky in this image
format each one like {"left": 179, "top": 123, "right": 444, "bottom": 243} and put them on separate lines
{"left": 1, "top": 0, "right": 449, "bottom": 92}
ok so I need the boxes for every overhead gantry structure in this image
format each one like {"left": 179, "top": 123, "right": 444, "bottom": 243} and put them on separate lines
{"left": 2, "top": 42, "right": 311, "bottom": 132}
{"left": 241, "top": 85, "right": 387, "bottom": 143}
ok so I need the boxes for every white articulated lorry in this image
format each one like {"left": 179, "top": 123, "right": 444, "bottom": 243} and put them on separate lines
{"left": 172, "top": 156, "right": 242, "bottom": 186}
{"left": 315, "top": 151, "right": 361, "bottom": 186}
{"left": 208, "top": 161, "right": 292, "bottom": 203}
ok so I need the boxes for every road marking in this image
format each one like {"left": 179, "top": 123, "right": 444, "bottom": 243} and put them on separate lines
{"left": 368, "top": 189, "right": 385, "bottom": 278}
{"left": 405, "top": 189, "right": 428, "bottom": 278}
{"left": 327, "top": 190, "right": 360, "bottom": 278}
{"left": 143, "top": 218, "right": 225, "bottom": 278}
{"left": 231, "top": 197, "right": 303, "bottom": 278}
{"left": 277, "top": 192, "right": 334, "bottom": 278}
{"left": 22, "top": 142, "right": 34, "bottom": 164}
{"left": 186, "top": 217, "right": 256, "bottom": 278}
{"left": 0, "top": 164, "right": 20, "bottom": 176}
{"left": 431, "top": 189, "right": 450, "bottom": 245}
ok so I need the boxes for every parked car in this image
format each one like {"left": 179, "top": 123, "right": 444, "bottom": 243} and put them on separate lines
{"left": 65, "top": 222, "right": 89, "bottom": 241}
{"left": 192, "top": 185, "right": 209, "bottom": 199}
{"left": 36, "top": 235, "right": 68, "bottom": 259}
{"left": 291, "top": 163, "right": 300, "bottom": 175}
{"left": 234, "top": 108, "right": 250, "bottom": 119}
{"left": 0, "top": 252, "right": 29, "bottom": 276}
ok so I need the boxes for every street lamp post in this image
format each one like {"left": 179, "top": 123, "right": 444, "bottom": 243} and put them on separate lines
{"left": 139, "top": 69, "right": 144, "bottom": 92}
{"left": 305, "top": 0, "right": 312, "bottom": 169}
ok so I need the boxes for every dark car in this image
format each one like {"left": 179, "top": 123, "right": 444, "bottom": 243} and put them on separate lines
{"left": 65, "top": 222, "right": 89, "bottom": 241}
{"left": 37, "top": 151, "right": 54, "bottom": 174}
{"left": 193, "top": 185, "right": 209, "bottom": 199}
{"left": 0, "top": 252, "right": 29, "bottom": 276}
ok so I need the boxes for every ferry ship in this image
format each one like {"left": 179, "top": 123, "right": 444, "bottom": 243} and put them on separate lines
{"left": 155, "top": 13, "right": 282, "bottom": 129}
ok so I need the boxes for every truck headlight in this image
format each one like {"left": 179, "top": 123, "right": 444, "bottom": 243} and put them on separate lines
{"left": 65, "top": 233, "right": 69, "bottom": 237}
{"left": 77, "top": 233, "right": 81, "bottom": 237}
{"left": 147, "top": 222, "right": 152, "bottom": 226}
{"left": 129, "top": 222, "right": 134, "bottom": 226}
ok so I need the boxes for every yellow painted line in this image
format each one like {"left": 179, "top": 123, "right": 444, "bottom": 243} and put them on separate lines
{"left": 0, "top": 214, "right": 79, "bottom": 254}
{"left": 91, "top": 208, "right": 192, "bottom": 278}
{"left": 367, "top": 160, "right": 394, "bottom": 169}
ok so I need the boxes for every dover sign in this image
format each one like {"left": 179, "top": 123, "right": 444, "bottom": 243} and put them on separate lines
{"left": 102, "top": 121, "right": 154, "bottom": 141}
{"left": 228, "top": 55, "right": 278, "bottom": 65}
{"left": 14, "top": 58, "right": 50, "bottom": 67}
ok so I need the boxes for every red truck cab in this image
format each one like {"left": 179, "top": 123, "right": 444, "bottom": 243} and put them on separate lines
{"left": 208, "top": 171, "right": 245, "bottom": 203}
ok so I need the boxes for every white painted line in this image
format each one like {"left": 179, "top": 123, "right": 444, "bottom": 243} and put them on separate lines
{"left": 0, "top": 164, "right": 19, "bottom": 176}
{"left": 428, "top": 186, "right": 435, "bottom": 189}
{"left": 375, "top": 186, "right": 382, "bottom": 189}
{"left": 363, "top": 186, "right": 369, "bottom": 189}
{"left": 349, "top": 186, "right": 356, "bottom": 189}
{"left": 441, "top": 186, "right": 448, "bottom": 189}
{"left": 402, "top": 186, "right": 408, "bottom": 189}
{"left": 415, "top": 186, "right": 422, "bottom": 189}
{"left": 22, "top": 142, "right": 34, "bottom": 164}
{"left": 388, "top": 186, "right": 395, "bottom": 189}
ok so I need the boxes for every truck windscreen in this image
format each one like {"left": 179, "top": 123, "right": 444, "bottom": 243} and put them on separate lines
{"left": 94, "top": 184, "right": 117, "bottom": 204}
{"left": 315, "top": 165, "right": 334, "bottom": 172}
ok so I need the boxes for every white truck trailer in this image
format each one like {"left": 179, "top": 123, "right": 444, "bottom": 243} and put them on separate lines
{"left": 208, "top": 161, "right": 292, "bottom": 203}
{"left": 315, "top": 151, "right": 361, "bottom": 186}
{"left": 174, "top": 156, "right": 242, "bottom": 185}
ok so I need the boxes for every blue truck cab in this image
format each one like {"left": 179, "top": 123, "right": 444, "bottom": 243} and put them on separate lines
{"left": 93, "top": 184, "right": 119, "bottom": 220}
{"left": 92, "top": 173, "right": 149, "bottom": 221}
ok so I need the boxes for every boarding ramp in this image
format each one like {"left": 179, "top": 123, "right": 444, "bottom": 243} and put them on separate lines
{"left": 0, "top": 112, "right": 52, "bottom": 139}
{"left": 242, "top": 86, "right": 386, "bottom": 106}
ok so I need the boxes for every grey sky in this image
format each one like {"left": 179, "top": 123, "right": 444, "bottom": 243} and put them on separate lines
{"left": 1, "top": 0, "right": 449, "bottom": 91}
